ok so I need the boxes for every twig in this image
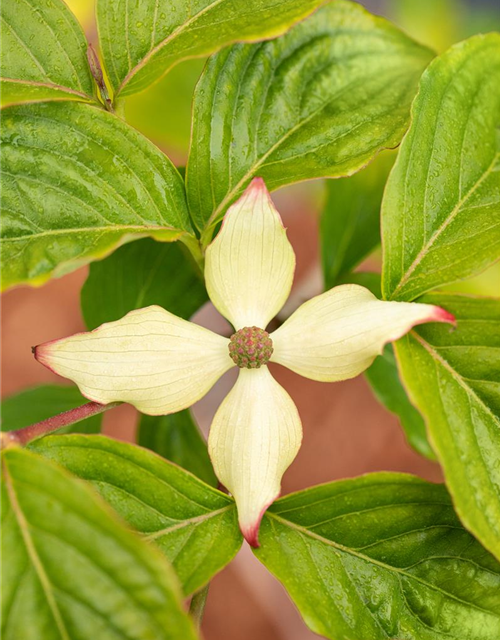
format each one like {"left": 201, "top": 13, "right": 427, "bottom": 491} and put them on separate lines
{"left": 1, "top": 401, "right": 120, "bottom": 449}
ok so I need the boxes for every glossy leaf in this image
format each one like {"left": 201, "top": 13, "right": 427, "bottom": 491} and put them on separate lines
{"left": 255, "top": 473, "right": 500, "bottom": 640}
{"left": 32, "top": 434, "right": 242, "bottom": 595}
{"left": 97, "top": 0, "right": 326, "bottom": 98}
{"left": 81, "top": 238, "right": 207, "bottom": 330}
{"left": 1, "top": 446, "right": 197, "bottom": 639}
{"left": 1, "top": 101, "right": 193, "bottom": 291}
{"left": 1, "top": 385, "right": 101, "bottom": 435}
{"left": 186, "top": 1, "right": 433, "bottom": 234}
{"left": 395, "top": 293, "right": 500, "bottom": 560}
{"left": 365, "top": 345, "right": 434, "bottom": 460}
{"left": 321, "top": 153, "right": 393, "bottom": 289}
{"left": 138, "top": 409, "right": 217, "bottom": 488}
{"left": 382, "top": 34, "right": 500, "bottom": 302}
{"left": 0, "top": 0, "right": 95, "bottom": 105}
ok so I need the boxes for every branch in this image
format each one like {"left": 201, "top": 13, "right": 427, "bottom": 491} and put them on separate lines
{"left": 1, "top": 401, "right": 120, "bottom": 449}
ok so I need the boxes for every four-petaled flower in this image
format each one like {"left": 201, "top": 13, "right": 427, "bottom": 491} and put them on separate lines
{"left": 35, "top": 178, "right": 454, "bottom": 546}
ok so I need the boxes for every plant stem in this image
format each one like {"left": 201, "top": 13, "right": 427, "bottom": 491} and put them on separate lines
{"left": 189, "top": 583, "right": 210, "bottom": 630}
{"left": 1, "top": 401, "right": 120, "bottom": 449}
{"left": 113, "top": 97, "right": 126, "bottom": 118}
{"left": 200, "top": 224, "right": 216, "bottom": 251}
{"left": 180, "top": 234, "right": 205, "bottom": 275}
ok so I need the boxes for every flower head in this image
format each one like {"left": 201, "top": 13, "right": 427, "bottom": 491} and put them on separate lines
{"left": 34, "top": 178, "right": 454, "bottom": 546}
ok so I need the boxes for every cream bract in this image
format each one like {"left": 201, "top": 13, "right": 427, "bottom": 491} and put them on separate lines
{"left": 35, "top": 177, "right": 454, "bottom": 545}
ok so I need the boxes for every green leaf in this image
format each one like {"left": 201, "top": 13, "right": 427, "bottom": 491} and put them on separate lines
{"left": 394, "top": 292, "right": 500, "bottom": 561}
{"left": 97, "top": 0, "right": 326, "bottom": 98}
{"left": 1, "top": 385, "right": 101, "bottom": 435}
{"left": 365, "top": 345, "right": 435, "bottom": 460}
{"left": 31, "top": 434, "right": 243, "bottom": 595}
{"left": 138, "top": 409, "right": 217, "bottom": 488}
{"left": 0, "top": 0, "right": 95, "bottom": 105}
{"left": 254, "top": 473, "right": 500, "bottom": 640}
{"left": 382, "top": 34, "right": 500, "bottom": 302}
{"left": 186, "top": 1, "right": 433, "bottom": 235}
{"left": 321, "top": 153, "right": 394, "bottom": 290}
{"left": 1, "top": 101, "right": 194, "bottom": 291}
{"left": 81, "top": 238, "right": 207, "bottom": 330}
{"left": 1, "top": 446, "right": 197, "bottom": 639}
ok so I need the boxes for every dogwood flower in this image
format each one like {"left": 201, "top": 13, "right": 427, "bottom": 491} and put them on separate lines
{"left": 34, "top": 178, "right": 454, "bottom": 546}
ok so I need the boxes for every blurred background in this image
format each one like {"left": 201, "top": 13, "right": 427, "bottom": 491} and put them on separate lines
{"left": 2, "top": 1, "right": 499, "bottom": 638}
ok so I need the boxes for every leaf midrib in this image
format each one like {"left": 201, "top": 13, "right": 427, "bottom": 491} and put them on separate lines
{"left": 2, "top": 225, "right": 182, "bottom": 242}
{"left": 2, "top": 456, "right": 70, "bottom": 640}
{"left": 411, "top": 331, "right": 499, "bottom": 424}
{"left": 39, "top": 441, "right": 231, "bottom": 511}
{"left": 144, "top": 504, "right": 234, "bottom": 540}
{"left": 0, "top": 77, "right": 93, "bottom": 101}
{"left": 391, "top": 149, "right": 500, "bottom": 300}
{"left": 116, "top": 0, "right": 227, "bottom": 94}
{"left": 266, "top": 511, "right": 499, "bottom": 616}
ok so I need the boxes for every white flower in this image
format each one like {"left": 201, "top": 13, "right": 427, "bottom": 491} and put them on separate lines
{"left": 35, "top": 178, "right": 454, "bottom": 546}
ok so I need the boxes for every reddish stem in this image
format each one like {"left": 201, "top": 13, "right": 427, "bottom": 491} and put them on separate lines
{"left": 1, "top": 401, "right": 120, "bottom": 448}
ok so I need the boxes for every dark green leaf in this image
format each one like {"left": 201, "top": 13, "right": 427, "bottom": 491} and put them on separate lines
{"left": 255, "top": 473, "right": 500, "bottom": 640}
{"left": 81, "top": 238, "right": 207, "bottom": 330}
{"left": 138, "top": 409, "right": 217, "bottom": 488}
{"left": 365, "top": 345, "right": 435, "bottom": 460}
{"left": 186, "top": 1, "right": 433, "bottom": 235}
{"left": 1, "top": 385, "right": 101, "bottom": 435}
{"left": 1, "top": 446, "right": 197, "bottom": 639}
{"left": 321, "top": 153, "right": 393, "bottom": 290}
{"left": 32, "top": 434, "right": 242, "bottom": 595}
{"left": 1, "top": 101, "right": 194, "bottom": 290}
{"left": 97, "top": 0, "right": 326, "bottom": 98}
{"left": 0, "top": 0, "right": 95, "bottom": 105}
{"left": 382, "top": 34, "right": 500, "bottom": 302}
{"left": 395, "top": 293, "right": 500, "bottom": 560}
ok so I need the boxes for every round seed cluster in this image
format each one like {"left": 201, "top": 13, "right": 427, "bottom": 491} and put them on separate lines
{"left": 229, "top": 326, "right": 273, "bottom": 369}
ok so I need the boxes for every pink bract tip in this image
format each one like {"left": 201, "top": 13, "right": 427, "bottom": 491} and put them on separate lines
{"left": 431, "top": 306, "right": 456, "bottom": 325}
{"left": 241, "top": 522, "right": 261, "bottom": 548}
{"left": 32, "top": 341, "right": 58, "bottom": 375}
{"left": 249, "top": 176, "right": 266, "bottom": 191}
{"left": 239, "top": 493, "right": 280, "bottom": 548}
{"left": 32, "top": 343, "right": 45, "bottom": 363}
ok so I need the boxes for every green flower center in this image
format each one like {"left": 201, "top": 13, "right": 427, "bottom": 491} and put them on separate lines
{"left": 229, "top": 326, "right": 273, "bottom": 369}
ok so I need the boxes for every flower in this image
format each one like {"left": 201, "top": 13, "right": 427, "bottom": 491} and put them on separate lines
{"left": 34, "top": 178, "right": 454, "bottom": 546}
